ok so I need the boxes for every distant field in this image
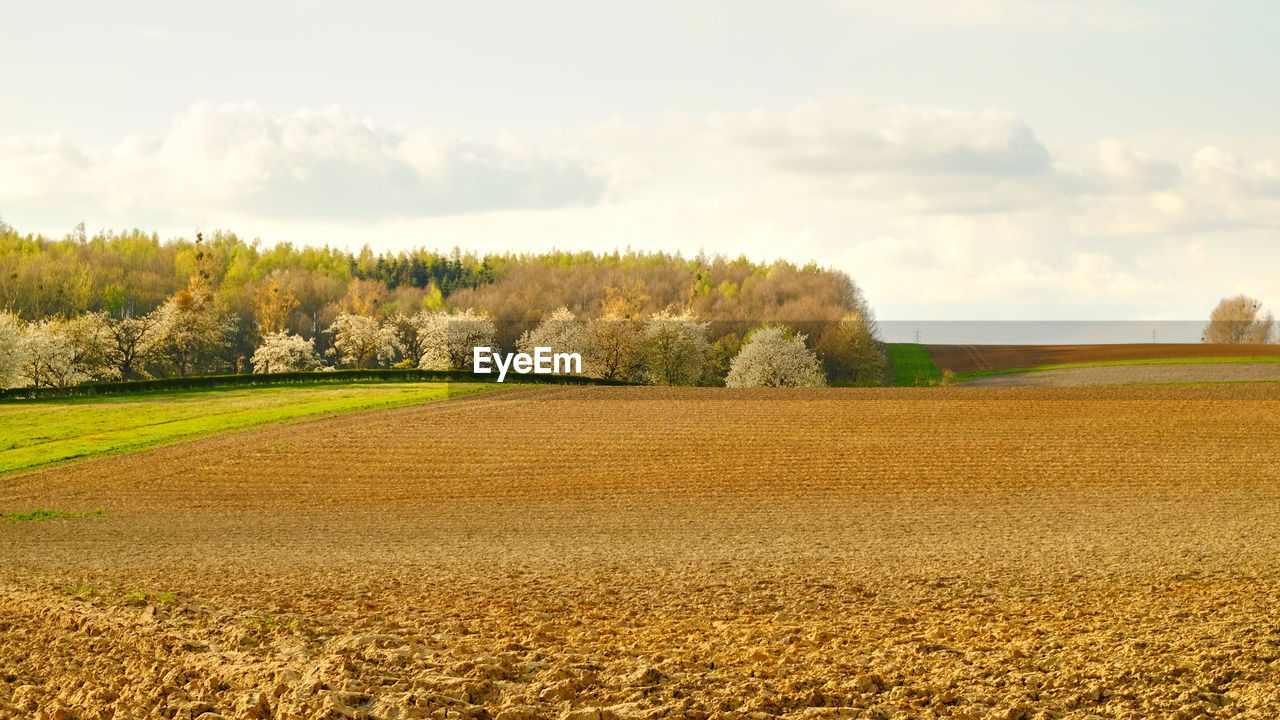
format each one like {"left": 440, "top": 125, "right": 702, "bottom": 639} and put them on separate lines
{"left": 0, "top": 382, "right": 490, "bottom": 476}
{"left": 927, "top": 343, "right": 1280, "bottom": 375}
{"left": 884, "top": 343, "right": 942, "bottom": 386}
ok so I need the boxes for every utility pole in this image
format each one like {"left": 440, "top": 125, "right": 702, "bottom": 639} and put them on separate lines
{"left": 914, "top": 328, "right": 922, "bottom": 344}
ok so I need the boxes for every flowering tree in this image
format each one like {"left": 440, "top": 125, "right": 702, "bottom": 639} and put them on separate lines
{"left": 0, "top": 313, "right": 29, "bottom": 388}
{"left": 251, "top": 332, "right": 323, "bottom": 373}
{"left": 25, "top": 314, "right": 116, "bottom": 387}
{"left": 641, "top": 308, "right": 709, "bottom": 386}
{"left": 518, "top": 307, "right": 596, "bottom": 374}
{"left": 21, "top": 321, "right": 85, "bottom": 388}
{"left": 415, "top": 309, "right": 496, "bottom": 370}
{"left": 5, "top": 313, "right": 121, "bottom": 388}
{"left": 726, "top": 325, "right": 826, "bottom": 388}
{"left": 329, "top": 313, "right": 404, "bottom": 368}
{"left": 60, "top": 312, "right": 113, "bottom": 381}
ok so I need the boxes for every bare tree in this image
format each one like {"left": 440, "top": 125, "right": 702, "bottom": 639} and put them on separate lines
{"left": 101, "top": 312, "right": 166, "bottom": 380}
{"left": 1203, "top": 295, "right": 1276, "bottom": 344}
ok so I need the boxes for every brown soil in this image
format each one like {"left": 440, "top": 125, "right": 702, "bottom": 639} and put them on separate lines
{"left": 3, "top": 386, "right": 1280, "bottom": 720}
{"left": 926, "top": 343, "right": 1280, "bottom": 374}
{"left": 963, "top": 362, "right": 1280, "bottom": 386}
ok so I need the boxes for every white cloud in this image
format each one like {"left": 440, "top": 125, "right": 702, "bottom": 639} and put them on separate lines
{"left": 1090, "top": 139, "right": 1182, "bottom": 192}
{"left": 0, "top": 101, "right": 603, "bottom": 223}
{"left": 711, "top": 97, "right": 1052, "bottom": 178}
{"left": 0, "top": 134, "right": 92, "bottom": 201}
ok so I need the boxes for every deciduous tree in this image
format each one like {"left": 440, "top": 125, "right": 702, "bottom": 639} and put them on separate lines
{"left": 518, "top": 307, "right": 596, "bottom": 374}
{"left": 416, "top": 309, "right": 496, "bottom": 370}
{"left": 1203, "top": 295, "right": 1276, "bottom": 344}
{"left": 0, "top": 313, "right": 28, "bottom": 388}
{"left": 641, "top": 308, "right": 709, "bottom": 386}
{"left": 253, "top": 276, "right": 300, "bottom": 335}
{"left": 726, "top": 325, "right": 826, "bottom": 388}
{"left": 814, "top": 312, "right": 887, "bottom": 386}
{"left": 251, "top": 332, "right": 323, "bottom": 373}
{"left": 329, "top": 313, "right": 404, "bottom": 368}
{"left": 154, "top": 288, "right": 236, "bottom": 376}
{"left": 100, "top": 312, "right": 166, "bottom": 380}
{"left": 591, "top": 285, "right": 647, "bottom": 381}
{"left": 15, "top": 321, "right": 70, "bottom": 388}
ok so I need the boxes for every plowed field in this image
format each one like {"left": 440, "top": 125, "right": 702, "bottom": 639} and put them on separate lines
{"left": 927, "top": 343, "right": 1280, "bottom": 374}
{"left": 963, "top": 363, "right": 1280, "bottom": 386}
{"left": 3, "top": 386, "right": 1280, "bottom": 720}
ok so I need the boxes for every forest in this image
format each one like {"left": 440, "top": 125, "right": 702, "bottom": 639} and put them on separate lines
{"left": 0, "top": 221, "right": 885, "bottom": 388}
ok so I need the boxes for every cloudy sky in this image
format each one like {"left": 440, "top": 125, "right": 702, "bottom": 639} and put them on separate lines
{"left": 3, "top": 0, "right": 1279, "bottom": 331}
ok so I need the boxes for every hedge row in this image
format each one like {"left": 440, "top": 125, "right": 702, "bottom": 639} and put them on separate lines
{"left": 0, "top": 369, "right": 632, "bottom": 400}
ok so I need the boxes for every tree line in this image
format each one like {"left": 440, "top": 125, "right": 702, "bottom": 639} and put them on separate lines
{"left": 0, "top": 221, "right": 886, "bottom": 389}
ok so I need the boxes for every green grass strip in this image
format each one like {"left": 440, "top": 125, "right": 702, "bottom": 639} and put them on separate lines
{"left": 0, "top": 382, "right": 495, "bottom": 476}
{"left": 885, "top": 344, "right": 943, "bottom": 387}
{"left": 0, "top": 368, "right": 630, "bottom": 401}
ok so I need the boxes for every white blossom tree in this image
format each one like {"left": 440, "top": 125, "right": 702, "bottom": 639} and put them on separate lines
{"left": 6, "top": 314, "right": 114, "bottom": 388}
{"left": 518, "top": 307, "right": 596, "bottom": 374}
{"left": 641, "top": 308, "right": 709, "bottom": 386}
{"left": 60, "top": 312, "right": 113, "bottom": 382}
{"left": 14, "top": 322, "right": 61, "bottom": 388}
{"left": 726, "top": 325, "right": 826, "bottom": 388}
{"left": 251, "top": 332, "right": 323, "bottom": 373}
{"left": 415, "top": 309, "right": 496, "bottom": 370}
{"left": 0, "top": 313, "right": 29, "bottom": 388}
{"left": 329, "top": 313, "right": 404, "bottom": 369}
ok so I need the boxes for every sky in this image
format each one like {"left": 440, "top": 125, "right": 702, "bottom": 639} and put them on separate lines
{"left": 2, "top": 0, "right": 1279, "bottom": 333}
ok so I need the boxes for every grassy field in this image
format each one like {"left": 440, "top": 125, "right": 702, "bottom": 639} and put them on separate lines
{"left": 0, "top": 382, "right": 492, "bottom": 476}
{"left": 884, "top": 343, "right": 943, "bottom": 386}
